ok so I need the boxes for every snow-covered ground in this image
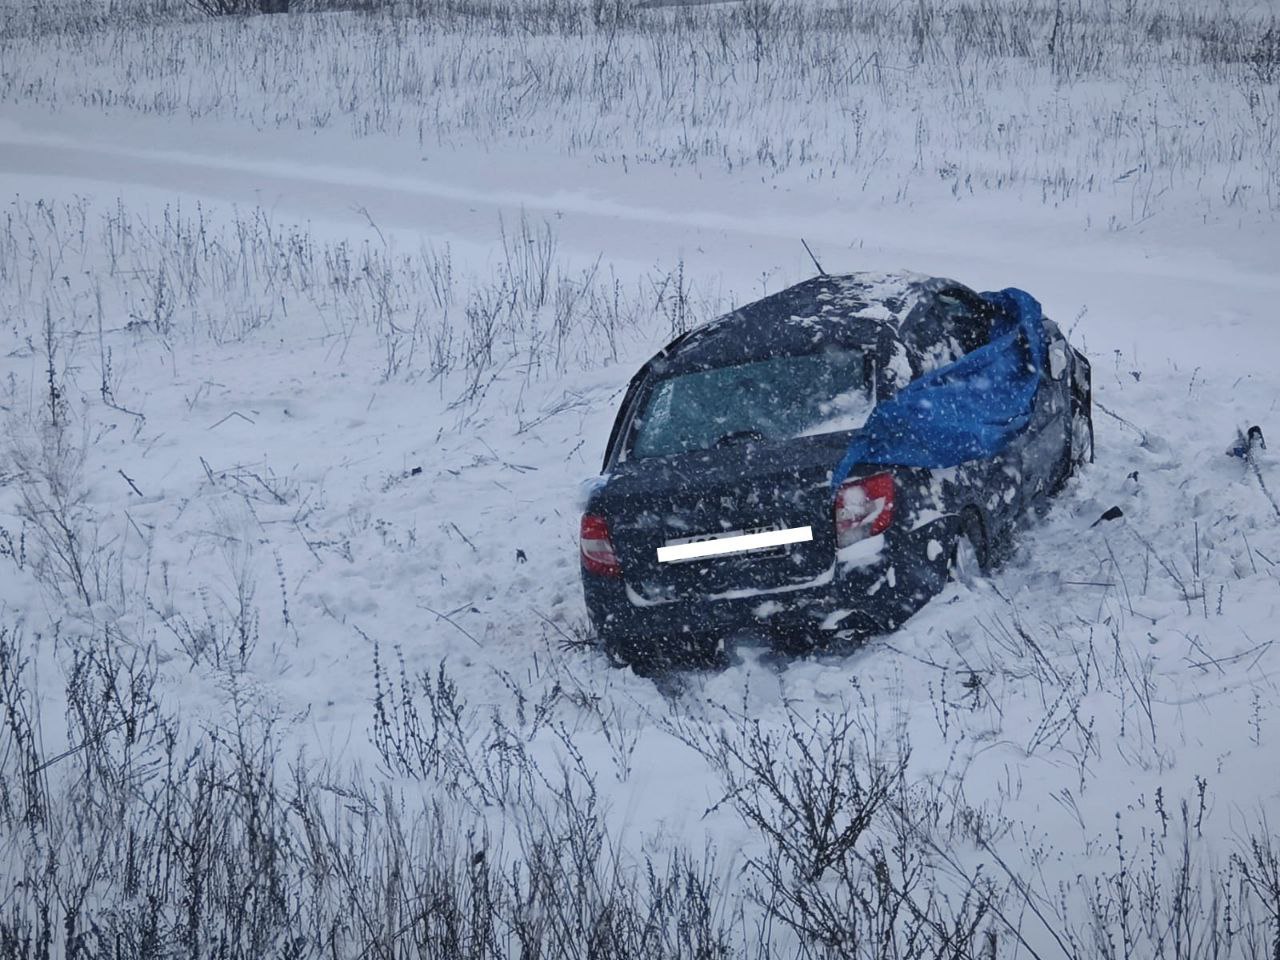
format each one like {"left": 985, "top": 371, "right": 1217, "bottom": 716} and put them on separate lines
{"left": 2, "top": 1, "right": 1280, "bottom": 956}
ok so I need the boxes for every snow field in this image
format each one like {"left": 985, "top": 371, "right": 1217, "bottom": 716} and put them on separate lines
{"left": 1, "top": 0, "right": 1279, "bottom": 954}
{"left": 2, "top": 0, "right": 1277, "bottom": 227}
{"left": 1, "top": 187, "right": 1279, "bottom": 956}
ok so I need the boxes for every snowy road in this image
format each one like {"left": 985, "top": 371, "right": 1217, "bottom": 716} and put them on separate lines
{"left": 3, "top": 105, "right": 1278, "bottom": 379}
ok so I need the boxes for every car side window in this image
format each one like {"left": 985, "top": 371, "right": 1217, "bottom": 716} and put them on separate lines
{"left": 901, "top": 288, "right": 991, "bottom": 377}
{"left": 934, "top": 290, "right": 990, "bottom": 355}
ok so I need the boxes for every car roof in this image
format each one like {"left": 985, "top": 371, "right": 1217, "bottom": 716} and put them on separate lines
{"left": 655, "top": 271, "right": 952, "bottom": 374}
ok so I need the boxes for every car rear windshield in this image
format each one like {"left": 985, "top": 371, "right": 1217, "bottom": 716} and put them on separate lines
{"left": 628, "top": 347, "right": 870, "bottom": 460}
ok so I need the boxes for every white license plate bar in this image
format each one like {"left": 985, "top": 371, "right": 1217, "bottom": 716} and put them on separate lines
{"left": 657, "top": 525, "right": 813, "bottom": 564}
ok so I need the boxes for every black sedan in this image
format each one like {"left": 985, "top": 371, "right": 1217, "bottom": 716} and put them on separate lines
{"left": 580, "top": 272, "right": 1092, "bottom": 670}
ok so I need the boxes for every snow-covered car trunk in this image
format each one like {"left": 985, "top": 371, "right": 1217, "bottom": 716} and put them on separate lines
{"left": 598, "top": 432, "right": 852, "bottom": 601}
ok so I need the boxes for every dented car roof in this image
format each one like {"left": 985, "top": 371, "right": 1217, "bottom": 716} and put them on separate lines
{"left": 653, "top": 272, "right": 960, "bottom": 382}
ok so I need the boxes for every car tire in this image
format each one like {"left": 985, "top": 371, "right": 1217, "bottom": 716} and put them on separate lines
{"left": 602, "top": 632, "right": 726, "bottom": 675}
{"left": 949, "top": 508, "right": 990, "bottom": 584}
{"left": 1051, "top": 396, "right": 1094, "bottom": 494}
{"left": 791, "top": 622, "right": 869, "bottom": 658}
{"left": 1069, "top": 398, "right": 1094, "bottom": 472}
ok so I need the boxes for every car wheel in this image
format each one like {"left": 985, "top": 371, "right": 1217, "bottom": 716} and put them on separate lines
{"left": 1051, "top": 397, "right": 1094, "bottom": 494}
{"left": 1069, "top": 400, "right": 1094, "bottom": 471}
{"left": 949, "top": 509, "right": 989, "bottom": 584}
{"left": 795, "top": 624, "right": 869, "bottom": 658}
{"left": 603, "top": 632, "right": 727, "bottom": 675}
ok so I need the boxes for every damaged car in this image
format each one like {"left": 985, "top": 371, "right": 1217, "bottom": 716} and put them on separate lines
{"left": 579, "top": 272, "right": 1092, "bottom": 670}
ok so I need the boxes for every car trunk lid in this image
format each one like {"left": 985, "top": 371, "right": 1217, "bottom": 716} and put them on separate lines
{"left": 597, "top": 433, "right": 852, "bottom": 601}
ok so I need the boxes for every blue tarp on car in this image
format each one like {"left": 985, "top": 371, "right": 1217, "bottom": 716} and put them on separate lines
{"left": 832, "top": 288, "right": 1047, "bottom": 487}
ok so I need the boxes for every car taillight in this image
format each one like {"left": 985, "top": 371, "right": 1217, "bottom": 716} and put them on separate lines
{"left": 834, "top": 472, "right": 895, "bottom": 548}
{"left": 580, "top": 514, "right": 622, "bottom": 577}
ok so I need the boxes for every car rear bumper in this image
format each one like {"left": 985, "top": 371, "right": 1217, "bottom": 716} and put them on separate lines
{"left": 584, "top": 516, "right": 955, "bottom": 666}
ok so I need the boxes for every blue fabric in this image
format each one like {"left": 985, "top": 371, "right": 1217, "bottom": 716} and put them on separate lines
{"left": 831, "top": 288, "right": 1046, "bottom": 487}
